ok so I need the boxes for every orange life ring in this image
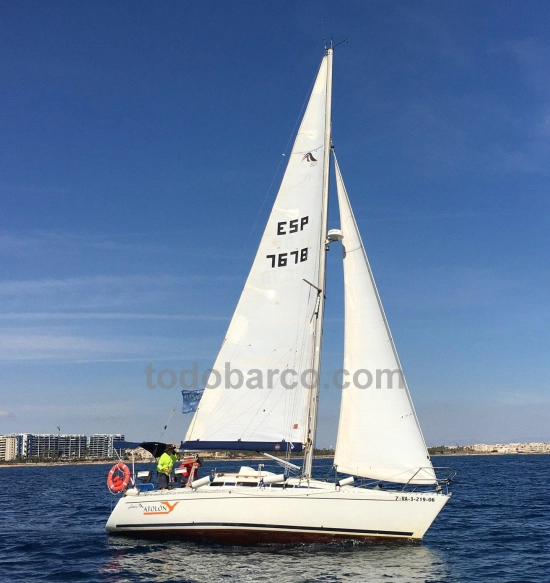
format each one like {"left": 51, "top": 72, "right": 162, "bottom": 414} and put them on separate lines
{"left": 107, "top": 462, "right": 131, "bottom": 493}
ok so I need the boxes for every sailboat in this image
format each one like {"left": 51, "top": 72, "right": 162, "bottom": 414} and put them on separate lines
{"left": 106, "top": 46, "right": 451, "bottom": 543}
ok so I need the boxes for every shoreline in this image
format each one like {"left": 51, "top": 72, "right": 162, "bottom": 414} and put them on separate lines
{"left": 0, "top": 456, "right": 338, "bottom": 469}
{"left": 2, "top": 452, "right": 550, "bottom": 468}
{"left": 430, "top": 452, "right": 550, "bottom": 456}
{"left": 0, "top": 460, "right": 118, "bottom": 468}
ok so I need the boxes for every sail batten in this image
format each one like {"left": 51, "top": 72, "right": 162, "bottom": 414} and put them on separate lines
{"left": 184, "top": 56, "right": 331, "bottom": 449}
{"left": 333, "top": 154, "right": 436, "bottom": 485}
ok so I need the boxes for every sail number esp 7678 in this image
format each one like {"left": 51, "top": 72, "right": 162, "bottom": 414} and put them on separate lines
{"left": 267, "top": 216, "right": 309, "bottom": 268}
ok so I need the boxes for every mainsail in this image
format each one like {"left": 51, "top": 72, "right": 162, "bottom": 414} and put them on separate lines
{"left": 183, "top": 56, "right": 331, "bottom": 451}
{"left": 333, "top": 154, "right": 436, "bottom": 484}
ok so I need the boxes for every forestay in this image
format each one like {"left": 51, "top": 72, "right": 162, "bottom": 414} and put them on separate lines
{"left": 333, "top": 155, "right": 436, "bottom": 484}
{"left": 183, "top": 56, "right": 330, "bottom": 451}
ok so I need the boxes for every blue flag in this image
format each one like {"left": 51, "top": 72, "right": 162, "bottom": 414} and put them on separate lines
{"left": 182, "top": 389, "right": 204, "bottom": 414}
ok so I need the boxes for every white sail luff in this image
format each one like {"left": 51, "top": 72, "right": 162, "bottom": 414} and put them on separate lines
{"left": 333, "top": 154, "right": 436, "bottom": 484}
{"left": 184, "top": 56, "right": 330, "bottom": 449}
{"left": 303, "top": 47, "right": 333, "bottom": 477}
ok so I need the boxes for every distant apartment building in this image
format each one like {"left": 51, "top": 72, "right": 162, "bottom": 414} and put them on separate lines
{"left": 29, "top": 434, "right": 58, "bottom": 457}
{"left": 88, "top": 434, "right": 125, "bottom": 458}
{"left": 0, "top": 436, "right": 17, "bottom": 461}
{"left": 18, "top": 434, "right": 87, "bottom": 458}
{"left": 17, "top": 433, "right": 32, "bottom": 457}
{"left": 58, "top": 434, "right": 87, "bottom": 458}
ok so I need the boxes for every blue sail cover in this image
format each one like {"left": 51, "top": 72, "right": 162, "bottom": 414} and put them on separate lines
{"left": 112, "top": 440, "right": 141, "bottom": 450}
{"left": 180, "top": 440, "right": 302, "bottom": 452}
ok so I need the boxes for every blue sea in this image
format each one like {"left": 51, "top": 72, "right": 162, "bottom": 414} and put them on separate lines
{"left": 0, "top": 455, "right": 548, "bottom": 582}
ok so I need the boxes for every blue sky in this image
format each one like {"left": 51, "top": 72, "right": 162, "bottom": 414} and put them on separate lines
{"left": 1, "top": 1, "right": 549, "bottom": 447}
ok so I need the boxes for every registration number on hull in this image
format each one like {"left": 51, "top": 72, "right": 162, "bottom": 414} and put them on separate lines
{"left": 395, "top": 496, "right": 436, "bottom": 502}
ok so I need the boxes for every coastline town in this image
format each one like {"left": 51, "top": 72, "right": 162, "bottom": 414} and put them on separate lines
{"left": 1, "top": 432, "right": 550, "bottom": 463}
{"left": 428, "top": 442, "right": 550, "bottom": 455}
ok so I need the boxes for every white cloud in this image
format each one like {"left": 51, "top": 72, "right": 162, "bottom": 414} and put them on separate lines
{"left": 0, "top": 231, "right": 235, "bottom": 260}
{"left": 0, "top": 274, "right": 198, "bottom": 312}
{"left": 0, "top": 312, "right": 227, "bottom": 322}
{"left": 0, "top": 231, "right": 169, "bottom": 257}
{"left": 0, "top": 326, "right": 218, "bottom": 362}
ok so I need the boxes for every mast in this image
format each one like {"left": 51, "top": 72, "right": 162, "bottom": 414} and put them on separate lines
{"left": 303, "top": 46, "right": 333, "bottom": 478}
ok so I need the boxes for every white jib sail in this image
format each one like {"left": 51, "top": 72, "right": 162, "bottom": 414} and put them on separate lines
{"left": 333, "top": 155, "right": 436, "bottom": 484}
{"left": 185, "top": 56, "right": 330, "bottom": 448}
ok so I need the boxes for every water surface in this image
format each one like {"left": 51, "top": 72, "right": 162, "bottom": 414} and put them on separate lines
{"left": 0, "top": 455, "right": 548, "bottom": 582}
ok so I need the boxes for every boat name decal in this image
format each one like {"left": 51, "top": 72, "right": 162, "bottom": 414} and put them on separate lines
{"left": 127, "top": 501, "right": 180, "bottom": 515}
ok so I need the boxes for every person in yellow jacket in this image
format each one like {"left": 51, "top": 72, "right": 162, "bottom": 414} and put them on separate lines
{"left": 157, "top": 443, "right": 178, "bottom": 490}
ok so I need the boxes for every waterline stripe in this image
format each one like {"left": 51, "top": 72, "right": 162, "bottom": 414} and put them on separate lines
{"left": 114, "top": 522, "right": 413, "bottom": 537}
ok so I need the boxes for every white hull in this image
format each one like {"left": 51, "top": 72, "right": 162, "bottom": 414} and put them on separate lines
{"left": 106, "top": 479, "right": 450, "bottom": 544}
